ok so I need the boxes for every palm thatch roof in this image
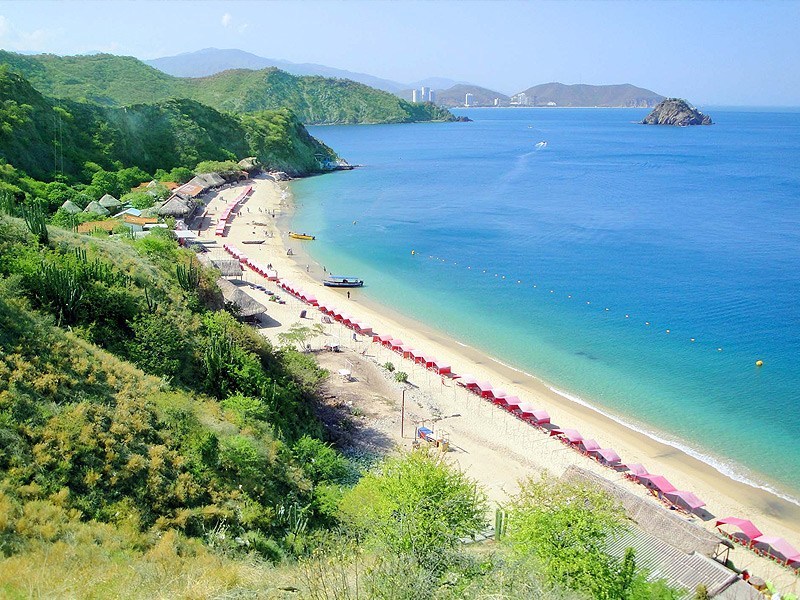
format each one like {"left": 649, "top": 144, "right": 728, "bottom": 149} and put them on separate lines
{"left": 60, "top": 200, "right": 82, "bottom": 214}
{"left": 217, "top": 278, "right": 266, "bottom": 318}
{"left": 84, "top": 201, "right": 111, "bottom": 216}
{"left": 156, "top": 196, "right": 194, "bottom": 217}
{"left": 210, "top": 259, "right": 244, "bottom": 278}
{"left": 99, "top": 194, "right": 122, "bottom": 209}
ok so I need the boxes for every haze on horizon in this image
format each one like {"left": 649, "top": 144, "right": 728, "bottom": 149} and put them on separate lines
{"left": 1, "top": 0, "right": 798, "bottom": 107}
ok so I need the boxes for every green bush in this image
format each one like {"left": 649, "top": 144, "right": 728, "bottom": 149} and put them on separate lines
{"left": 383, "top": 361, "right": 395, "bottom": 373}
{"left": 394, "top": 371, "right": 408, "bottom": 383}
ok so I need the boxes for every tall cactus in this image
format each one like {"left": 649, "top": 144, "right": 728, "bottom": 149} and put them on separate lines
{"left": 38, "top": 262, "right": 83, "bottom": 326}
{"left": 21, "top": 200, "right": 49, "bottom": 245}
{"left": 176, "top": 260, "right": 200, "bottom": 291}
{"left": 0, "top": 191, "right": 14, "bottom": 216}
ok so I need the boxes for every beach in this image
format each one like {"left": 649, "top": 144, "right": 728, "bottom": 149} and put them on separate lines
{"left": 194, "top": 175, "right": 800, "bottom": 592}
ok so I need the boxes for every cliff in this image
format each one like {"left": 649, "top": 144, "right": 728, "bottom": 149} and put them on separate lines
{"left": 641, "top": 98, "right": 712, "bottom": 126}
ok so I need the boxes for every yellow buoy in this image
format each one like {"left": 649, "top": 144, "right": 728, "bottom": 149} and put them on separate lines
{"left": 411, "top": 249, "right": 416, "bottom": 255}
{"left": 756, "top": 360, "right": 764, "bottom": 367}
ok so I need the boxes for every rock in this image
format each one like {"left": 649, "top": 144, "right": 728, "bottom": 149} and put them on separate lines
{"left": 641, "top": 98, "right": 712, "bottom": 126}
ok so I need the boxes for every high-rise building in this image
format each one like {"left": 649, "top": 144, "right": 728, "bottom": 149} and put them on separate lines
{"left": 494, "top": 98, "right": 500, "bottom": 107}
{"left": 465, "top": 93, "right": 474, "bottom": 107}
{"left": 428, "top": 89, "right": 436, "bottom": 103}
{"left": 412, "top": 89, "right": 419, "bottom": 103}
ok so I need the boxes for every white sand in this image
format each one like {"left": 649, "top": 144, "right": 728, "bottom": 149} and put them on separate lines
{"left": 192, "top": 175, "right": 800, "bottom": 592}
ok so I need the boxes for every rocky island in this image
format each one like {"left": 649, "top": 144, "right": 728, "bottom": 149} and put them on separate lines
{"left": 641, "top": 98, "right": 712, "bottom": 126}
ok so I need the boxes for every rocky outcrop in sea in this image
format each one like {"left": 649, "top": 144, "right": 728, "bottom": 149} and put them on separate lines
{"left": 641, "top": 98, "right": 712, "bottom": 126}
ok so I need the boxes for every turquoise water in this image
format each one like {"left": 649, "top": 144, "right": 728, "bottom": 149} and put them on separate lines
{"left": 291, "top": 108, "right": 800, "bottom": 502}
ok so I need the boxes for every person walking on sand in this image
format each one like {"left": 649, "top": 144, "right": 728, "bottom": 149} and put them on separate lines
{"left": 347, "top": 291, "right": 350, "bottom": 299}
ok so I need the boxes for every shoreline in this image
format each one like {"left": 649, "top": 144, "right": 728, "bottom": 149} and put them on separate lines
{"left": 195, "top": 175, "right": 800, "bottom": 590}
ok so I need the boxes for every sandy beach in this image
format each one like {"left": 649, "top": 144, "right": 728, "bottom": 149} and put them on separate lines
{"left": 193, "top": 175, "right": 800, "bottom": 592}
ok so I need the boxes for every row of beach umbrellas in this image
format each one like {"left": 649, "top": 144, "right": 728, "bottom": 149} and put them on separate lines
{"left": 223, "top": 243, "right": 278, "bottom": 280}
{"left": 215, "top": 186, "right": 253, "bottom": 237}
{"left": 716, "top": 517, "right": 800, "bottom": 570}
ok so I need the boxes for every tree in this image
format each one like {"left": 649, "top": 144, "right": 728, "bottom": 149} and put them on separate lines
{"left": 505, "top": 475, "right": 678, "bottom": 600}
{"left": 89, "top": 169, "right": 120, "bottom": 199}
{"left": 121, "top": 191, "right": 156, "bottom": 210}
{"left": 339, "top": 451, "right": 487, "bottom": 570}
{"left": 277, "top": 322, "right": 323, "bottom": 351}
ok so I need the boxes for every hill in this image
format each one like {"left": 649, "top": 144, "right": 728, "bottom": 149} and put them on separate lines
{"left": 430, "top": 84, "right": 510, "bottom": 107}
{"left": 514, "top": 82, "right": 664, "bottom": 108}
{"left": 0, "top": 67, "right": 337, "bottom": 184}
{"left": 146, "top": 47, "right": 406, "bottom": 93}
{"left": 0, "top": 50, "right": 456, "bottom": 125}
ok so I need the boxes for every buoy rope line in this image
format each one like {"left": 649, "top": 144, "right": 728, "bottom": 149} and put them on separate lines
{"left": 411, "top": 251, "right": 764, "bottom": 366}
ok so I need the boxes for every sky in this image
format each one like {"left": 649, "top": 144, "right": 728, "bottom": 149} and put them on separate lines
{"left": 1, "top": 0, "right": 799, "bottom": 106}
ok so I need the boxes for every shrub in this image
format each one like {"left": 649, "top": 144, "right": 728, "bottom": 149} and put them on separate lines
{"left": 382, "top": 362, "right": 395, "bottom": 373}
{"left": 394, "top": 371, "right": 408, "bottom": 383}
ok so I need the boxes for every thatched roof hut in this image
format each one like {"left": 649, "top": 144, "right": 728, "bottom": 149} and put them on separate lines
{"left": 99, "top": 194, "right": 122, "bottom": 209}
{"left": 157, "top": 196, "right": 195, "bottom": 218}
{"left": 60, "top": 200, "right": 82, "bottom": 214}
{"left": 211, "top": 259, "right": 244, "bottom": 278}
{"left": 217, "top": 278, "right": 266, "bottom": 318}
{"left": 84, "top": 201, "right": 111, "bottom": 216}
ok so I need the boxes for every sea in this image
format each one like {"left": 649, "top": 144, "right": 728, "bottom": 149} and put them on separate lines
{"left": 290, "top": 107, "right": 800, "bottom": 504}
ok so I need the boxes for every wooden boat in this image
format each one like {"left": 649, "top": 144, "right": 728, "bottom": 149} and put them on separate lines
{"left": 241, "top": 239, "right": 265, "bottom": 244}
{"left": 289, "top": 231, "right": 315, "bottom": 240}
{"left": 323, "top": 275, "right": 364, "bottom": 288}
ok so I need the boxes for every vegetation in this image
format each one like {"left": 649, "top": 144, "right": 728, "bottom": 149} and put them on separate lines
{"left": 0, "top": 68, "right": 338, "bottom": 204}
{"left": 0, "top": 50, "right": 458, "bottom": 125}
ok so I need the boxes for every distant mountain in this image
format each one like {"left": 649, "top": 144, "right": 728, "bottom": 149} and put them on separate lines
{"left": 0, "top": 50, "right": 457, "bottom": 125}
{"left": 146, "top": 47, "right": 407, "bottom": 93}
{"left": 433, "top": 84, "right": 510, "bottom": 108}
{"left": 514, "top": 83, "right": 663, "bottom": 108}
{"left": 407, "top": 77, "right": 468, "bottom": 90}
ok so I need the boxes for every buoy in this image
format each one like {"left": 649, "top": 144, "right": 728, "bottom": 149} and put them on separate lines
{"left": 568, "top": 295, "right": 572, "bottom": 298}
{"left": 690, "top": 338, "right": 695, "bottom": 342}
{"left": 717, "top": 348, "right": 723, "bottom": 352}
{"left": 605, "top": 308, "right": 609, "bottom": 311}
{"left": 645, "top": 322, "right": 650, "bottom": 325}
{"left": 411, "top": 249, "right": 416, "bottom": 255}
{"left": 625, "top": 314, "right": 629, "bottom": 318}
{"left": 755, "top": 360, "right": 764, "bottom": 367}
{"left": 666, "top": 329, "right": 670, "bottom": 333}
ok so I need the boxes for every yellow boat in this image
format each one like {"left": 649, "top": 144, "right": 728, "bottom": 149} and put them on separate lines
{"left": 289, "top": 231, "right": 316, "bottom": 240}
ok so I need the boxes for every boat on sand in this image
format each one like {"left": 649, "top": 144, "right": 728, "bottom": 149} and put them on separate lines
{"left": 323, "top": 275, "right": 364, "bottom": 288}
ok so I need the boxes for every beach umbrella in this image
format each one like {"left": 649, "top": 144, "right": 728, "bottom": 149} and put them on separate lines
{"left": 579, "top": 439, "right": 601, "bottom": 454}
{"left": 400, "top": 346, "right": 415, "bottom": 359}
{"left": 560, "top": 428, "right": 584, "bottom": 444}
{"left": 488, "top": 389, "right": 508, "bottom": 402}
{"left": 752, "top": 536, "right": 800, "bottom": 564}
{"left": 531, "top": 409, "right": 550, "bottom": 425}
{"left": 434, "top": 361, "right": 451, "bottom": 375}
{"left": 637, "top": 474, "right": 676, "bottom": 494}
{"left": 500, "top": 396, "right": 522, "bottom": 410}
{"left": 378, "top": 334, "right": 393, "bottom": 346}
{"left": 664, "top": 490, "right": 706, "bottom": 512}
{"left": 625, "top": 463, "right": 649, "bottom": 476}
{"left": 457, "top": 375, "right": 478, "bottom": 388}
{"left": 595, "top": 448, "right": 622, "bottom": 466}
{"left": 390, "top": 339, "right": 405, "bottom": 351}
{"left": 714, "top": 517, "right": 763, "bottom": 544}
{"left": 517, "top": 403, "right": 536, "bottom": 418}
{"left": 477, "top": 381, "right": 494, "bottom": 397}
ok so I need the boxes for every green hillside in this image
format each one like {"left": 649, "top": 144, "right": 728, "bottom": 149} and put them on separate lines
{"left": 0, "top": 67, "right": 336, "bottom": 192}
{"left": 0, "top": 51, "right": 456, "bottom": 125}
{"left": 0, "top": 215, "right": 681, "bottom": 597}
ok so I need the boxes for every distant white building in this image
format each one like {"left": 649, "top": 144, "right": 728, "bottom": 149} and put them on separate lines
{"left": 493, "top": 98, "right": 500, "bottom": 106}
{"left": 465, "top": 93, "right": 474, "bottom": 107}
{"left": 412, "top": 86, "right": 436, "bottom": 104}
{"left": 428, "top": 89, "right": 436, "bottom": 103}
{"left": 412, "top": 89, "right": 419, "bottom": 103}
{"left": 510, "top": 92, "right": 529, "bottom": 106}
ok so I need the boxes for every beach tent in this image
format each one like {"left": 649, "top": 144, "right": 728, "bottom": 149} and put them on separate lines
{"left": 751, "top": 536, "right": 800, "bottom": 565}
{"left": 715, "top": 517, "right": 763, "bottom": 545}
{"left": 595, "top": 448, "right": 622, "bottom": 466}
{"left": 496, "top": 395, "right": 519, "bottom": 409}
{"left": 531, "top": 409, "right": 550, "bottom": 425}
{"left": 433, "top": 361, "right": 451, "bottom": 375}
{"left": 560, "top": 429, "right": 584, "bottom": 444}
{"left": 517, "top": 403, "right": 537, "bottom": 419}
{"left": 664, "top": 490, "right": 706, "bottom": 512}
{"left": 416, "top": 354, "right": 431, "bottom": 366}
{"left": 625, "top": 463, "right": 650, "bottom": 476}
{"left": 378, "top": 334, "right": 394, "bottom": 346}
{"left": 456, "top": 375, "right": 478, "bottom": 388}
{"left": 637, "top": 474, "right": 677, "bottom": 495}
{"left": 579, "top": 439, "right": 601, "bottom": 454}
{"left": 355, "top": 323, "right": 373, "bottom": 335}
{"left": 400, "top": 346, "right": 415, "bottom": 359}
{"left": 488, "top": 389, "right": 508, "bottom": 402}
{"left": 390, "top": 339, "right": 405, "bottom": 352}
{"left": 476, "top": 381, "right": 494, "bottom": 397}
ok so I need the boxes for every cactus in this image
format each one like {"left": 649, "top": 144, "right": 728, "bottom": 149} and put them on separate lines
{"left": 143, "top": 283, "right": 158, "bottom": 312}
{"left": 0, "top": 191, "right": 14, "bottom": 216}
{"left": 203, "top": 334, "right": 233, "bottom": 398}
{"left": 21, "top": 200, "right": 49, "bottom": 245}
{"left": 176, "top": 260, "right": 200, "bottom": 291}
{"left": 495, "top": 508, "right": 507, "bottom": 539}
{"left": 37, "top": 262, "right": 83, "bottom": 326}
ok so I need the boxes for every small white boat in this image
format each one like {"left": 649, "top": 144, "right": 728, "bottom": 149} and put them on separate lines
{"left": 535, "top": 141, "right": 547, "bottom": 149}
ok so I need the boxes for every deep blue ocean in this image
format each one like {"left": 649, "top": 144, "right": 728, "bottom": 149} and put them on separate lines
{"left": 291, "top": 108, "right": 800, "bottom": 502}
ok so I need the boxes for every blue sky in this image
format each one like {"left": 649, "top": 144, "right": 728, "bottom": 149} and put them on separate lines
{"left": 1, "top": 0, "right": 798, "bottom": 105}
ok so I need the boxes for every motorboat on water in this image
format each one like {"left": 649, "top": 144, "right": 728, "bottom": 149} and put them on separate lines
{"left": 323, "top": 275, "right": 364, "bottom": 288}
{"left": 289, "top": 231, "right": 316, "bottom": 240}
{"left": 535, "top": 141, "right": 547, "bottom": 149}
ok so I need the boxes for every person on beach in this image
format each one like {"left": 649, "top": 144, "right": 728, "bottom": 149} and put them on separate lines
{"left": 347, "top": 291, "right": 350, "bottom": 299}
{"left": 306, "top": 265, "right": 310, "bottom": 272}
